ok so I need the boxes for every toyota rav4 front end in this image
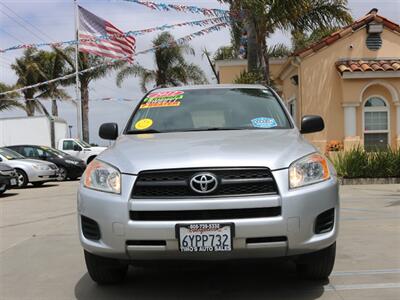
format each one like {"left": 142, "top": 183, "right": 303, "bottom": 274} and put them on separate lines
{"left": 78, "top": 85, "right": 339, "bottom": 284}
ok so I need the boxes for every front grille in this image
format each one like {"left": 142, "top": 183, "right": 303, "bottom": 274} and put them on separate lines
{"left": 132, "top": 168, "right": 278, "bottom": 198}
{"left": 130, "top": 207, "right": 281, "bottom": 221}
{"left": 246, "top": 236, "right": 287, "bottom": 244}
{"left": 81, "top": 216, "right": 101, "bottom": 240}
{"left": 315, "top": 208, "right": 335, "bottom": 234}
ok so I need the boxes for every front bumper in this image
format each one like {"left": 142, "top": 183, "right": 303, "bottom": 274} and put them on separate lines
{"left": 67, "top": 164, "right": 86, "bottom": 178}
{"left": 78, "top": 169, "right": 339, "bottom": 260}
{"left": 29, "top": 169, "right": 58, "bottom": 182}
{"left": 0, "top": 173, "right": 18, "bottom": 188}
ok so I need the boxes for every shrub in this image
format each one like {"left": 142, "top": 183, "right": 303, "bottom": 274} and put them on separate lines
{"left": 234, "top": 70, "right": 264, "bottom": 84}
{"left": 332, "top": 147, "right": 400, "bottom": 178}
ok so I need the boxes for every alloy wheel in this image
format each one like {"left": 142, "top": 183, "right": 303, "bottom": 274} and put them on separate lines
{"left": 57, "top": 167, "right": 67, "bottom": 181}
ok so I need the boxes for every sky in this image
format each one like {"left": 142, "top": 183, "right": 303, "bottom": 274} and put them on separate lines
{"left": 0, "top": 0, "right": 399, "bottom": 145}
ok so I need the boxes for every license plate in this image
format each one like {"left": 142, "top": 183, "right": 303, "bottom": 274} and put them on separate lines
{"left": 177, "top": 223, "right": 233, "bottom": 252}
{"left": 10, "top": 178, "right": 17, "bottom": 186}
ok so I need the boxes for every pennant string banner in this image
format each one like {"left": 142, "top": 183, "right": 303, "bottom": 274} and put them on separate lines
{"left": 0, "top": 23, "right": 229, "bottom": 97}
{"left": 0, "top": 16, "right": 230, "bottom": 53}
{"left": 124, "top": 0, "right": 229, "bottom": 17}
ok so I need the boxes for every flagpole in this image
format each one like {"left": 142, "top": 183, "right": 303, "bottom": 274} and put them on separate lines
{"left": 74, "top": 0, "right": 82, "bottom": 140}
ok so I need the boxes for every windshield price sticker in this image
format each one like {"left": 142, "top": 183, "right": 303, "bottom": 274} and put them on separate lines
{"left": 251, "top": 117, "right": 278, "bottom": 128}
{"left": 178, "top": 223, "right": 233, "bottom": 252}
{"left": 140, "top": 91, "right": 184, "bottom": 109}
{"left": 135, "top": 118, "right": 153, "bottom": 130}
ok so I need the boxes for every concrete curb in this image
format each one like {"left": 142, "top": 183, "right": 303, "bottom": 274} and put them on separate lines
{"left": 339, "top": 177, "right": 400, "bottom": 185}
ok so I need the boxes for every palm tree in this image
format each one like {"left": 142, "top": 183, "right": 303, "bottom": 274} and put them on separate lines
{"left": 220, "top": 0, "right": 352, "bottom": 83}
{"left": 10, "top": 49, "right": 46, "bottom": 116}
{"left": 0, "top": 82, "right": 22, "bottom": 112}
{"left": 116, "top": 32, "right": 207, "bottom": 93}
{"left": 292, "top": 26, "right": 341, "bottom": 52}
{"left": 35, "top": 48, "right": 71, "bottom": 116}
{"left": 55, "top": 48, "right": 124, "bottom": 142}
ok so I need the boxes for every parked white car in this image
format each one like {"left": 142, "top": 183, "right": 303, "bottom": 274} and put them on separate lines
{"left": 57, "top": 139, "right": 106, "bottom": 165}
{"left": 0, "top": 148, "right": 58, "bottom": 187}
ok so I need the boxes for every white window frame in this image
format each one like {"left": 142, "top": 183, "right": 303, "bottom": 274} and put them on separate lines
{"left": 362, "top": 95, "right": 390, "bottom": 148}
{"left": 287, "top": 97, "right": 297, "bottom": 125}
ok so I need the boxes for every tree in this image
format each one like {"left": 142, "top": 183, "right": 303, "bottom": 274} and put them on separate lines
{"left": 292, "top": 26, "right": 341, "bottom": 52}
{"left": 10, "top": 49, "right": 46, "bottom": 116}
{"left": 35, "top": 48, "right": 71, "bottom": 116}
{"left": 213, "top": 45, "right": 237, "bottom": 61}
{"left": 0, "top": 82, "right": 22, "bottom": 112}
{"left": 56, "top": 48, "right": 123, "bottom": 142}
{"left": 220, "top": 0, "right": 352, "bottom": 83}
{"left": 116, "top": 32, "right": 207, "bottom": 93}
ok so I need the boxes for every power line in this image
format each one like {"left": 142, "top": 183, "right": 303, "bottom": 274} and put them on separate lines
{"left": 0, "top": 2, "right": 56, "bottom": 42}
{"left": 0, "top": 28, "right": 25, "bottom": 44}
{"left": 0, "top": 8, "right": 49, "bottom": 43}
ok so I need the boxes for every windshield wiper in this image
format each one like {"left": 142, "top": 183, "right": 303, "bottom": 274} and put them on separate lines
{"left": 126, "top": 129, "right": 162, "bottom": 134}
{"left": 182, "top": 127, "right": 247, "bottom": 132}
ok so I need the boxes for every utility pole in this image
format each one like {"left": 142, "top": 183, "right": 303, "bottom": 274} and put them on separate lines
{"left": 74, "top": 0, "right": 82, "bottom": 140}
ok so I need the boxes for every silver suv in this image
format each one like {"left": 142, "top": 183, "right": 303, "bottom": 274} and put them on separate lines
{"left": 78, "top": 85, "right": 339, "bottom": 284}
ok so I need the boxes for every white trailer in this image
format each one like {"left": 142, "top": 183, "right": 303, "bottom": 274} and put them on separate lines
{"left": 0, "top": 116, "right": 68, "bottom": 148}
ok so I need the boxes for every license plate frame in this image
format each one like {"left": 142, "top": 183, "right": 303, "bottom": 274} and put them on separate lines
{"left": 176, "top": 223, "right": 234, "bottom": 253}
{"left": 10, "top": 178, "right": 17, "bottom": 186}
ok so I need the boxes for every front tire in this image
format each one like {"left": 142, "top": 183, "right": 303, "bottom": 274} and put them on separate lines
{"left": 86, "top": 156, "right": 96, "bottom": 164}
{"left": 57, "top": 167, "right": 67, "bottom": 181}
{"left": 84, "top": 250, "right": 128, "bottom": 285}
{"left": 296, "top": 242, "right": 336, "bottom": 280}
{"left": 15, "top": 169, "right": 28, "bottom": 188}
{"left": 0, "top": 184, "right": 6, "bottom": 195}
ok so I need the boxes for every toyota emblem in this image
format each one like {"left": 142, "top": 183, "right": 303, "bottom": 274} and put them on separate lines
{"left": 189, "top": 173, "right": 218, "bottom": 194}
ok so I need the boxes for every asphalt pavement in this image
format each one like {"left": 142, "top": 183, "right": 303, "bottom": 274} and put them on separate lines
{"left": 0, "top": 182, "right": 399, "bottom": 300}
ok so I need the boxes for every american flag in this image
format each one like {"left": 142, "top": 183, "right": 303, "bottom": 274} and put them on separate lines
{"left": 78, "top": 6, "right": 135, "bottom": 62}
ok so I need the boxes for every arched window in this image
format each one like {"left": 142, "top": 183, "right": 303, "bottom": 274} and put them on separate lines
{"left": 363, "top": 96, "right": 389, "bottom": 150}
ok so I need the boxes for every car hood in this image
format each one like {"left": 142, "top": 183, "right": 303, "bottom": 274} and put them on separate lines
{"left": 4, "top": 159, "right": 57, "bottom": 168}
{"left": 62, "top": 154, "right": 85, "bottom": 163}
{"left": 89, "top": 146, "right": 107, "bottom": 154}
{"left": 98, "top": 129, "right": 317, "bottom": 174}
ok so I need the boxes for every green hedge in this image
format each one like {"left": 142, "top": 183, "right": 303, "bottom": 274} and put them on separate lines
{"left": 330, "top": 147, "right": 400, "bottom": 178}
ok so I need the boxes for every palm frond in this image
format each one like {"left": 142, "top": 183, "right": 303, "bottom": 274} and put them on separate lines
{"left": 116, "top": 64, "right": 149, "bottom": 87}
{"left": 267, "top": 43, "right": 291, "bottom": 58}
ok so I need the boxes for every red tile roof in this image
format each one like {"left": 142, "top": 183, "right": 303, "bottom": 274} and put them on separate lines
{"left": 336, "top": 59, "right": 400, "bottom": 74}
{"left": 294, "top": 12, "right": 400, "bottom": 58}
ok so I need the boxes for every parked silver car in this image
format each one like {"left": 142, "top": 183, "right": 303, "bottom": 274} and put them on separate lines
{"left": 0, "top": 148, "right": 58, "bottom": 187}
{"left": 78, "top": 85, "right": 339, "bottom": 284}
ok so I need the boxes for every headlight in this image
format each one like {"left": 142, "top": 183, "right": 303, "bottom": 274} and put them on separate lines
{"left": 83, "top": 160, "right": 121, "bottom": 194}
{"left": 289, "top": 153, "right": 330, "bottom": 189}
{"left": 33, "top": 164, "right": 50, "bottom": 171}
{"left": 65, "top": 159, "right": 79, "bottom": 165}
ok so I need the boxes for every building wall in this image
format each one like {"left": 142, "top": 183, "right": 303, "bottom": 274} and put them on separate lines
{"left": 215, "top": 59, "right": 286, "bottom": 85}
{"left": 219, "top": 65, "right": 247, "bottom": 84}
{"left": 297, "top": 27, "right": 400, "bottom": 150}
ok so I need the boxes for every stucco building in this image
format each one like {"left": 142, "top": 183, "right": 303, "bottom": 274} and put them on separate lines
{"left": 215, "top": 10, "right": 400, "bottom": 151}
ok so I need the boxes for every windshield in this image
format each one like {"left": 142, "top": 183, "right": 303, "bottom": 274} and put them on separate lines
{"left": 76, "top": 140, "right": 91, "bottom": 148}
{"left": 0, "top": 148, "right": 26, "bottom": 160}
{"left": 126, "top": 88, "right": 291, "bottom": 134}
{"left": 40, "top": 146, "right": 68, "bottom": 157}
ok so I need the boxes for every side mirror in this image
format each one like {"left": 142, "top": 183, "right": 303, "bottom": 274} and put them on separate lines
{"left": 73, "top": 144, "right": 82, "bottom": 151}
{"left": 99, "top": 123, "right": 118, "bottom": 140}
{"left": 300, "top": 115, "right": 325, "bottom": 134}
